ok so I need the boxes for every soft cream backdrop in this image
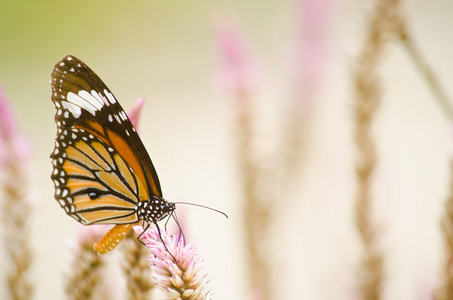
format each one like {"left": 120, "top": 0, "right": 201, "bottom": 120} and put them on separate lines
{"left": 0, "top": 0, "right": 453, "bottom": 299}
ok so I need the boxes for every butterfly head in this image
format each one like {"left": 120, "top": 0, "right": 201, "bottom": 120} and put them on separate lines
{"left": 160, "top": 201, "right": 176, "bottom": 221}
{"left": 136, "top": 196, "right": 176, "bottom": 223}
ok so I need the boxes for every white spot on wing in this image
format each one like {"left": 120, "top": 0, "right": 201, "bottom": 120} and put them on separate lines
{"left": 79, "top": 90, "right": 104, "bottom": 110}
{"left": 66, "top": 89, "right": 115, "bottom": 116}
{"left": 61, "top": 100, "right": 82, "bottom": 118}
{"left": 66, "top": 92, "right": 97, "bottom": 116}
{"left": 104, "top": 89, "right": 116, "bottom": 104}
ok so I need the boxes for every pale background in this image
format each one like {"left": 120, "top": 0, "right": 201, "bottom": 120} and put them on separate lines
{"left": 0, "top": 0, "right": 453, "bottom": 299}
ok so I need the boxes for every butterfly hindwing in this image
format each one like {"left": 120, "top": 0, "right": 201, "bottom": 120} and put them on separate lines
{"left": 50, "top": 126, "right": 146, "bottom": 225}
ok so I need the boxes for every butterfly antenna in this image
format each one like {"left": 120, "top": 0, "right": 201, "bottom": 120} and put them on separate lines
{"left": 155, "top": 222, "right": 177, "bottom": 262}
{"left": 174, "top": 202, "right": 228, "bottom": 219}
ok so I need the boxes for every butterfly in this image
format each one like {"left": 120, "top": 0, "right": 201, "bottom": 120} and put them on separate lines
{"left": 50, "top": 55, "right": 175, "bottom": 255}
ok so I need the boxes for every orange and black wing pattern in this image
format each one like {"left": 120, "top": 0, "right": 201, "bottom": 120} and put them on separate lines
{"left": 50, "top": 55, "right": 165, "bottom": 253}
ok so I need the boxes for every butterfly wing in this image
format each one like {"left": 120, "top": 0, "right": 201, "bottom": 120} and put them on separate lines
{"left": 50, "top": 55, "right": 162, "bottom": 226}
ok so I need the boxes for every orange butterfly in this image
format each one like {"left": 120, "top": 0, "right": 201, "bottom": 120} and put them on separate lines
{"left": 50, "top": 55, "right": 175, "bottom": 254}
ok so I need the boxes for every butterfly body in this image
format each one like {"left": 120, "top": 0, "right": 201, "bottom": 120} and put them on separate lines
{"left": 50, "top": 55, "right": 175, "bottom": 254}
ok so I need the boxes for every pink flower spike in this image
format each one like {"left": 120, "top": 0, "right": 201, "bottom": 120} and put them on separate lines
{"left": 128, "top": 97, "right": 145, "bottom": 130}
{"left": 0, "top": 86, "right": 34, "bottom": 300}
{"left": 290, "top": 0, "right": 333, "bottom": 99}
{"left": 65, "top": 225, "right": 107, "bottom": 299}
{"left": 0, "top": 87, "right": 32, "bottom": 164}
{"left": 214, "top": 12, "right": 260, "bottom": 96}
{"left": 0, "top": 88, "right": 17, "bottom": 141}
{"left": 134, "top": 225, "right": 212, "bottom": 300}
{"left": 68, "top": 224, "right": 109, "bottom": 252}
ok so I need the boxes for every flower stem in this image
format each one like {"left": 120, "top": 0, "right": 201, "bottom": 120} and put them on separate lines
{"left": 352, "top": 0, "right": 403, "bottom": 298}
{"left": 437, "top": 157, "right": 453, "bottom": 299}
{"left": 399, "top": 30, "right": 453, "bottom": 121}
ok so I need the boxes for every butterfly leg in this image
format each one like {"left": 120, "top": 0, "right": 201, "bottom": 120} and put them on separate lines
{"left": 135, "top": 222, "right": 177, "bottom": 262}
{"left": 136, "top": 223, "right": 150, "bottom": 246}
{"left": 154, "top": 223, "right": 177, "bottom": 263}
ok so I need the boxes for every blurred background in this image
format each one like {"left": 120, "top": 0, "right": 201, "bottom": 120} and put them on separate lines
{"left": 1, "top": 0, "right": 453, "bottom": 299}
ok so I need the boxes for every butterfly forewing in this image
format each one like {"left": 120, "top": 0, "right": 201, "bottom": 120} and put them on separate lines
{"left": 51, "top": 55, "right": 162, "bottom": 198}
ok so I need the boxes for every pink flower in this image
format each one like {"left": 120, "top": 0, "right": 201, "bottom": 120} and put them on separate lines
{"left": 214, "top": 12, "right": 260, "bottom": 95}
{"left": 0, "top": 87, "right": 31, "bottom": 165}
{"left": 290, "top": 0, "right": 333, "bottom": 99}
{"left": 134, "top": 225, "right": 212, "bottom": 300}
{"left": 128, "top": 97, "right": 145, "bottom": 130}
{"left": 0, "top": 86, "right": 34, "bottom": 299}
{"left": 68, "top": 224, "right": 109, "bottom": 252}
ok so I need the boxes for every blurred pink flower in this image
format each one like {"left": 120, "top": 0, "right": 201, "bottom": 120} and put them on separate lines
{"left": 67, "top": 223, "right": 110, "bottom": 252}
{"left": 65, "top": 224, "right": 108, "bottom": 300}
{"left": 0, "top": 86, "right": 34, "bottom": 299}
{"left": 290, "top": 0, "right": 333, "bottom": 101}
{"left": 214, "top": 13, "right": 260, "bottom": 96}
{"left": 0, "top": 87, "right": 31, "bottom": 165}
{"left": 128, "top": 97, "right": 145, "bottom": 130}
{"left": 134, "top": 225, "right": 212, "bottom": 300}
